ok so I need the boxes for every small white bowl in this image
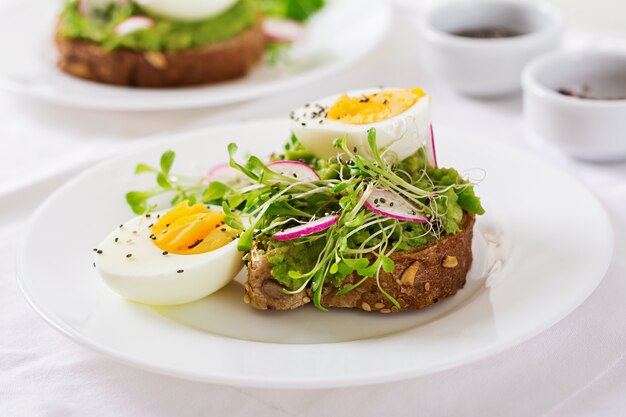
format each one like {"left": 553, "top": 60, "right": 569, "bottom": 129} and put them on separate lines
{"left": 523, "top": 51, "right": 626, "bottom": 161}
{"left": 419, "top": 0, "right": 563, "bottom": 97}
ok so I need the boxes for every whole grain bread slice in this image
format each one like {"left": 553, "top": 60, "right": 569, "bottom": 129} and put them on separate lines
{"left": 55, "top": 20, "right": 265, "bottom": 88}
{"left": 244, "top": 213, "right": 476, "bottom": 313}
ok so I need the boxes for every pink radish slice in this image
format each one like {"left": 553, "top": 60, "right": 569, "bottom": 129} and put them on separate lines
{"left": 114, "top": 16, "right": 154, "bottom": 36}
{"left": 267, "top": 160, "right": 320, "bottom": 181}
{"left": 207, "top": 162, "right": 244, "bottom": 185}
{"left": 78, "top": 0, "right": 90, "bottom": 16}
{"left": 424, "top": 124, "right": 438, "bottom": 167}
{"left": 273, "top": 215, "right": 339, "bottom": 241}
{"left": 263, "top": 18, "right": 305, "bottom": 43}
{"left": 364, "top": 189, "right": 427, "bottom": 223}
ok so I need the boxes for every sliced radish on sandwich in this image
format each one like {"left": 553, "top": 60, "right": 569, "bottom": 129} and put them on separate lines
{"left": 263, "top": 18, "right": 305, "bottom": 43}
{"left": 267, "top": 160, "right": 320, "bottom": 181}
{"left": 77, "top": 0, "right": 90, "bottom": 16}
{"left": 425, "top": 124, "right": 438, "bottom": 167}
{"left": 364, "top": 189, "right": 427, "bottom": 223}
{"left": 114, "top": 16, "right": 155, "bottom": 36}
{"left": 273, "top": 215, "right": 339, "bottom": 241}
{"left": 207, "top": 162, "right": 245, "bottom": 185}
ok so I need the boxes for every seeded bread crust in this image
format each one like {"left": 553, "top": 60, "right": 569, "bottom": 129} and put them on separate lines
{"left": 244, "top": 213, "right": 475, "bottom": 313}
{"left": 55, "top": 19, "right": 265, "bottom": 88}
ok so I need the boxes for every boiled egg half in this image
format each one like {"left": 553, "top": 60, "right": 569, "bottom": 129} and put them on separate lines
{"left": 290, "top": 87, "right": 432, "bottom": 161}
{"left": 94, "top": 201, "right": 243, "bottom": 305}
{"left": 134, "top": 0, "right": 238, "bottom": 21}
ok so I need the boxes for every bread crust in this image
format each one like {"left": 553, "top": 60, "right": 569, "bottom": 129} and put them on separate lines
{"left": 55, "top": 20, "right": 265, "bottom": 87}
{"left": 245, "top": 213, "right": 476, "bottom": 312}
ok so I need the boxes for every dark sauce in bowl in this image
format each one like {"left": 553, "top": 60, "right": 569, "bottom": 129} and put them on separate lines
{"left": 557, "top": 86, "right": 626, "bottom": 101}
{"left": 453, "top": 27, "right": 523, "bottom": 39}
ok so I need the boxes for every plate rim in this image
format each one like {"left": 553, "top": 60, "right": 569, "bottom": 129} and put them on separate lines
{"left": 15, "top": 119, "right": 614, "bottom": 388}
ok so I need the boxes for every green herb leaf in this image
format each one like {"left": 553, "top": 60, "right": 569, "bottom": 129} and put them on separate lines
{"left": 381, "top": 256, "right": 395, "bottom": 273}
{"left": 156, "top": 172, "right": 172, "bottom": 189}
{"left": 224, "top": 216, "right": 245, "bottom": 230}
{"left": 159, "top": 150, "right": 175, "bottom": 175}
{"left": 135, "top": 163, "right": 158, "bottom": 174}
{"left": 204, "top": 181, "right": 229, "bottom": 201}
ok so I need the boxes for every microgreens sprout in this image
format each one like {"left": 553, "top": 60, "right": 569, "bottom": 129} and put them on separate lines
{"left": 125, "top": 129, "right": 485, "bottom": 311}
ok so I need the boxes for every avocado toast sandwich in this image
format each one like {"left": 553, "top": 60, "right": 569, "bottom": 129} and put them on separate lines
{"left": 55, "top": 0, "right": 324, "bottom": 87}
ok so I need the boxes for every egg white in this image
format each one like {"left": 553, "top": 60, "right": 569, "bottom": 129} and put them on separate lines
{"left": 290, "top": 88, "right": 432, "bottom": 162}
{"left": 94, "top": 209, "right": 243, "bottom": 305}
{"left": 134, "top": 0, "right": 238, "bottom": 21}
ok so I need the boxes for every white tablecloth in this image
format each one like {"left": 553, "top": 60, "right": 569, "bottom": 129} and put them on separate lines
{"left": 2, "top": 1, "right": 626, "bottom": 416}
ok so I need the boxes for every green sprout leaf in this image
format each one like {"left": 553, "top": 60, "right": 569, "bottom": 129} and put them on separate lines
{"left": 159, "top": 150, "right": 175, "bottom": 174}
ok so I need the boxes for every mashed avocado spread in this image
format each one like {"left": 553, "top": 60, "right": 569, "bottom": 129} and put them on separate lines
{"left": 58, "top": 0, "right": 259, "bottom": 52}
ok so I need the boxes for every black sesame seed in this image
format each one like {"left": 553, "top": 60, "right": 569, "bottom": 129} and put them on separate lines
{"left": 353, "top": 146, "right": 357, "bottom": 153}
{"left": 126, "top": 253, "right": 132, "bottom": 258}
{"left": 93, "top": 262, "right": 96, "bottom": 268}
{"left": 374, "top": 199, "right": 378, "bottom": 204}
{"left": 114, "top": 237, "right": 119, "bottom": 243}
{"left": 162, "top": 251, "right": 168, "bottom": 255}
{"left": 293, "top": 173, "right": 298, "bottom": 178}
{"left": 177, "top": 269, "right": 184, "bottom": 274}
{"left": 145, "top": 214, "right": 151, "bottom": 218}
{"left": 119, "top": 224, "right": 123, "bottom": 228}
{"left": 188, "top": 239, "right": 203, "bottom": 249}
{"left": 149, "top": 234, "right": 156, "bottom": 240}
{"left": 380, "top": 198, "right": 386, "bottom": 204}
{"left": 166, "top": 224, "right": 170, "bottom": 227}
{"left": 288, "top": 195, "right": 293, "bottom": 200}
{"left": 389, "top": 202, "right": 394, "bottom": 207}
{"left": 148, "top": 224, "right": 153, "bottom": 228}
{"left": 383, "top": 99, "right": 388, "bottom": 104}
{"left": 301, "top": 122, "right": 306, "bottom": 126}
{"left": 92, "top": 248, "right": 98, "bottom": 252}
{"left": 96, "top": 249, "right": 103, "bottom": 254}
{"left": 221, "top": 228, "right": 226, "bottom": 232}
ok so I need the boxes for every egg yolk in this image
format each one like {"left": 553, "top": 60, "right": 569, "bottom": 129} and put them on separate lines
{"left": 327, "top": 88, "right": 426, "bottom": 125}
{"left": 151, "top": 201, "right": 238, "bottom": 255}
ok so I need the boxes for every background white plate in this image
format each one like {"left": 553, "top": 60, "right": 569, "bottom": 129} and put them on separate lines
{"left": 16, "top": 120, "right": 612, "bottom": 388}
{"left": 0, "top": 0, "right": 390, "bottom": 110}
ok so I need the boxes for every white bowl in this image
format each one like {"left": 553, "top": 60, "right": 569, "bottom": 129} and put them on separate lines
{"left": 419, "top": 0, "right": 563, "bottom": 97}
{"left": 523, "top": 51, "right": 626, "bottom": 161}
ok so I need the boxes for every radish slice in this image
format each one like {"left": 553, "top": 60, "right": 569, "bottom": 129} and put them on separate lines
{"left": 364, "top": 189, "right": 427, "bottom": 223}
{"left": 424, "top": 124, "right": 438, "bottom": 167}
{"left": 78, "top": 0, "right": 90, "bottom": 16}
{"left": 207, "top": 162, "right": 245, "bottom": 185}
{"left": 263, "top": 18, "right": 305, "bottom": 43}
{"left": 273, "top": 215, "right": 339, "bottom": 241}
{"left": 115, "top": 16, "right": 154, "bottom": 36}
{"left": 268, "top": 160, "right": 320, "bottom": 181}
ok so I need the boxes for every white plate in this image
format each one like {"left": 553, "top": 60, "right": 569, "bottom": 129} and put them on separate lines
{"left": 16, "top": 120, "right": 613, "bottom": 388}
{"left": 0, "top": 0, "right": 389, "bottom": 111}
